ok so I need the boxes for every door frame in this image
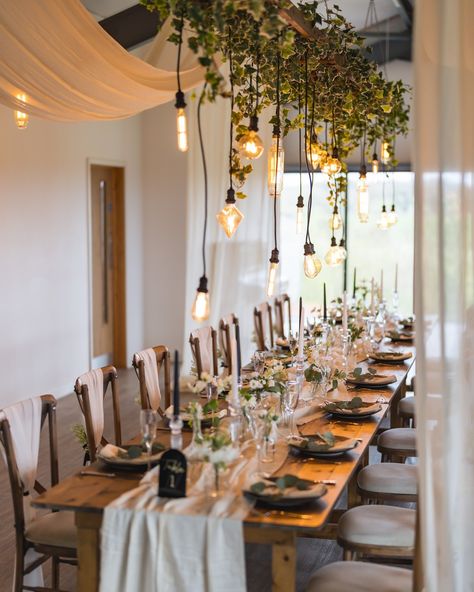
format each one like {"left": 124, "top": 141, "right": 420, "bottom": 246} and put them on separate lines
{"left": 86, "top": 158, "right": 127, "bottom": 369}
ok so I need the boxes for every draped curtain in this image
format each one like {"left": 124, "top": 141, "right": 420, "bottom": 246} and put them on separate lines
{"left": 0, "top": 0, "right": 203, "bottom": 121}
{"left": 183, "top": 85, "right": 275, "bottom": 372}
{"left": 414, "top": 0, "right": 474, "bottom": 590}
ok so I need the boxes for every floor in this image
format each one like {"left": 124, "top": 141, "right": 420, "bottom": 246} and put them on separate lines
{"left": 0, "top": 369, "right": 345, "bottom": 592}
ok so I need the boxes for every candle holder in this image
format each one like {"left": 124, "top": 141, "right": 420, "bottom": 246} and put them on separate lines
{"left": 170, "top": 415, "right": 184, "bottom": 450}
{"left": 341, "top": 333, "right": 351, "bottom": 372}
{"left": 392, "top": 291, "right": 399, "bottom": 318}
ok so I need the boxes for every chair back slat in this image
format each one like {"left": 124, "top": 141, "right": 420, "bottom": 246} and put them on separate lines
{"left": 218, "top": 314, "right": 240, "bottom": 374}
{"left": 74, "top": 366, "right": 119, "bottom": 462}
{"left": 253, "top": 303, "right": 273, "bottom": 350}
{"left": 132, "top": 345, "right": 171, "bottom": 412}
{"left": 274, "top": 293, "right": 291, "bottom": 339}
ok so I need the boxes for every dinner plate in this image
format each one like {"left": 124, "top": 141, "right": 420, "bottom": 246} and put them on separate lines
{"left": 244, "top": 481, "right": 327, "bottom": 508}
{"left": 164, "top": 405, "right": 227, "bottom": 427}
{"left": 369, "top": 351, "right": 413, "bottom": 364}
{"left": 389, "top": 331, "right": 414, "bottom": 342}
{"left": 346, "top": 374, "right": 397, "bottom": 388}
{"left": 323, "top": 401, "right": 382, "bottom": 419}
{"left": 97, "top": 444, "right": 164, "bottom": 471}
{"left": 288, "top": 435, "right": 358, "bottom": 458}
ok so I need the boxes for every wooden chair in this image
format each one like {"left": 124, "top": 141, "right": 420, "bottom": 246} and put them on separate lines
{"left": 253, "top": 302, "right": 274, "bottom": 351}
{"left": 0, "top": 395, "right": 77, "bottom": 592}
{"left": 378, "top": 427, "right": 417, "bottom": 462}
{"left": 132, "top": 345, "right": 171, "bottom": 412}
{"left": 74, "top": 365, "right": 121, "bottom": 463}
{"left": 357, "top": 462, "right": 417, "bottom": 504}
{"left": 218, "top": 314, "right": 241, "bottom": 375}
{"left": 189, "top": 326, "right": 218, "bottom": 377}
{"left": 274, "top": 293, "right": 291, "bottom": 339}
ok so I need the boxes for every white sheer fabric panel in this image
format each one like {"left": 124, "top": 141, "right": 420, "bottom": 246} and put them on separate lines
{"left": 414, "top": 0, "right": 474, "bottom": 590}
{"left": 183, "top": 85, "right": 274, "bottom": 372}
{"left": 0, "top": 1, "right": 204, "bottom": 121}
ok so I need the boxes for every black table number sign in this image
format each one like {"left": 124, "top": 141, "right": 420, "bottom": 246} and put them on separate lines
{"left": 158, "top": 449, "right": 187, "bottom": 498}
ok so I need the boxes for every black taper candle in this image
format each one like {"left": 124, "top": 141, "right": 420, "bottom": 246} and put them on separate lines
{"left": 352, "top": 267, "right": 357, "bottom": 299}
{"left": 235, "top": 323, "right": 242, "bottom": 378}
{"left": 323, "top": 283, "right": 327, "bottom": 321}
{"left": 173, "top": 350, "right": 180, "bottom": 417}
{"left": 298, "top": 296, "right": 302, "bottom": 331}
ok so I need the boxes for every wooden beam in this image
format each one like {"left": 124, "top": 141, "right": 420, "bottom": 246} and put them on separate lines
{"left": 99, "top": 4, "right": 160, "bottom": 50}
{"left": 278, "top": 4, "right": 323, "bottom": 40}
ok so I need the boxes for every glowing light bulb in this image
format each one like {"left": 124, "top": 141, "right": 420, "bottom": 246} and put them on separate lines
{"left": 388, "top": 204, "right": 398, "bottom": 227}
{"left": 296, "top": 195, "right": 304, "bottom": 235}
{"left": 377, "top": 205, "right": 390, "bottom": 230}
{"left": 267, "top": 250, "right": 279, "bottom": 297}
{"left": 372, "top": 152, "right": 379, "bottom": 174}
{"left": 175, "top": 91, "right": 188, "bottom": 152}
{"left": 381, "top": 141, "right": 390, "bottom": 164}
{"left": 325, "top": 237, "right": 343, "bottom": 267}
{"left": 357, "top": 167, "right": 369, "bottom": 223}
{"left": 238, "top": 131, "right": 264, "bottom": 160}
{"left": 321, "top": 149, "right": 342, "bottom": 176}
{"left": 306, "top": 136, "right": 326, "bottom": 170}
{"left": 267, "top": 135, "right": 284, "bottom": 198}
{"left": 14, "top": 93, "right": 28, "bottom": 130}
{"left": 329, "top": 207, "right": 342, "bottom": 231}
{"left": 303, "top": 243, "right": 322, "bottom": 279}
{"left": 216, "top": 189, "right": 244, "bottom": 238}
{"left": 191, "top": 276, "right": 210, "bottom": 322}
{"left": 338, "top": 238, "right": 347, "bottom": 260}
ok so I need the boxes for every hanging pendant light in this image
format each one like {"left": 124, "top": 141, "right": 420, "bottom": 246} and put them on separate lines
{"left": 338, "top": 237, "right": 347, "bottom": 260}
{"left": 303, "top": 242, "right": 322, "bottom": 278}
{"left": 377, "top": 204, "right": 390, "bottom": 229}
{"left": 296, "top": 195, "right": 305, "bottom": 235}
{"left": 295, "top": 82, "right": 305, "bottom": 235}
{"left": 325, "top": 236, "right": 343, "bottom": 266}
{"left": 217, "top": 45, "right": 244, "bottom": 239}
{"left": 191, "top": 86, "right": 210, "bottom": 322}
{"left": 267, "top": 249, "right": 279, "bottom": 298}
{"left": 381, "top": 141, "right": 390, "bottom": 164}
{"left": 175, "top": 13, "right": 188, "bottom": 152}
{"left": 372, "top": 151, "right": 379, "bottom": 174}
{"left": 329, "top": 204, "right": 342, "bottom": 231}
{"left": 217, "top": 189, "right": 244, "bottom": 238}
{"left": 14, "top": 93, "right": 29, "bottom": 130}
{"left": 238, "top": 115, "right": 264, "bottom": 160}
{"left": 388, "top": 203, "right": 398, "bottom": 227}
{"left": 357, "top": 165, "right": 369, "bottom": 223}
{"left": 268, "top": 125, "right": 284, "bottom": 198}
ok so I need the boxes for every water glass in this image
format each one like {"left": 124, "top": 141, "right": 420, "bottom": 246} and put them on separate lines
{"left": 140, "top": 409, "right": 157, "bottom": 471}
{"left": 283, "top": 380, "right": 301, "bottom": 437}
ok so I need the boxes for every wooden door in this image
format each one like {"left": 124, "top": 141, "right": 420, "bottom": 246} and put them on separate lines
{"left": 90, "top": 165, "right": 126, "bottom": 368}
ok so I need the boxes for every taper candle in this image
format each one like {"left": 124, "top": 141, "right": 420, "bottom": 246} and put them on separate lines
{"left": 342, "top": 292, "right": 348, "bottom": 337}
{"left": 298, "top": 296, "right": 302, "bottom": 330}
{"left": 230, "top": 337, "right": 238, "bottom": 403}
{"left": 235, "top": 323, "right": 242, "bottom": 378}
{"left": 298, "top": 306, "right": 305, "bottom": 359}
{"left": 323, "top": 283, "right": 327, "bottom": 321}
{"left": 173, "top": 350, "right": 180, "bottom": 416}
{"left": 352, "top": 267, "right": 357, "bottom": 299}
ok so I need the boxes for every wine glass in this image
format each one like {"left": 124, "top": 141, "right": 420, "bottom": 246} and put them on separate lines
{"left": 140, "top": 409, "right": 157, "bottom": 471}
{"left": 283, "top": 380, "right": 301, "bottom": 438}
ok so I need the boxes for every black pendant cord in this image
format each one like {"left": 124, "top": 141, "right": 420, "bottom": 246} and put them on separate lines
{"left": 255, "top": 24, "right": 260, "bottom": 116}
{"left": 197, "top": 84, "right": 208, "bottom": 277}
{"left": 303, "top": 51, "right": 313, "bottom": 245}
{"left": 228, "top": 38, "right": 234, "bottom": 190}
{"left": 298, "top": 80, "right": 302, "bottom": 198}
{"left": 176, "top": 11, "right": 184, "bottom": 93}
{"left": 273, "top": 47, "right": 281, "bottom": 253}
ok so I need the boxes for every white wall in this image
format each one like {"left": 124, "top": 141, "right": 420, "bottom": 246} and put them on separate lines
{"left": 141, "top": 102, "right": 188, "bottom": 353}
{"left": 0, "top": 105, "right": 144, "bottom": 406}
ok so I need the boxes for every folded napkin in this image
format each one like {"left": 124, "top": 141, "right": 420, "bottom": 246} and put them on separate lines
{"left": 99, "top": 443, "right": 127, "bottom": 459}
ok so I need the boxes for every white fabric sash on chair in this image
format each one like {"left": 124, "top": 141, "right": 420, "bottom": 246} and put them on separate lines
{"left": 134, "top": 349, "right": 161, "bottom": 411}
{"left": 191, "top": 327, "right": 213, "bottom": 375}
{"left": 77, "top": 369, "right": 105, "bottom": 449}
{"left": 1, "top": 396, "right": 44, "bottom": 589}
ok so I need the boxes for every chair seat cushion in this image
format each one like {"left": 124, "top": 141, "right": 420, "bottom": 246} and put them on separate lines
{"left": 378, "top": 427, "right": 417, "bottom": 454}
{"left": 398, "top": 396, "right": 415, "bottom": 417}
{"left": 338, "top": 505, "right": 415, "bottom": 549}
{"left": 358, "top": 463, "right": 417, "bottom": 496}
{"left": 26, "top": 511, "right": 77, "bottom": 549}
{"left": 306, "top": 561, "right": 412, "bottom": 592}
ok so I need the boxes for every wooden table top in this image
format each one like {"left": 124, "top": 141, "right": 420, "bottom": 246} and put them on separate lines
{"left": 33, "top": 342, "right": 415, "bottom": 534}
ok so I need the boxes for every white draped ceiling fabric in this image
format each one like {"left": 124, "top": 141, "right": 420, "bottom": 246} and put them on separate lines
{"left": 415, "top": 0, "right": 474, "bottom": 590}
{"left": 0, "top": 0, "right": 204, "bottom": 121}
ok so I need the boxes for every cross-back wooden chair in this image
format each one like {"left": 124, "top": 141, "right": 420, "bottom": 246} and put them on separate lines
{"left": 274, "top": 293, "right": 291, "bottom": 339}
{"left": 132, "top": 345, "right": 171, "bottom": 413}
{"left": 218, "top": 314, "right": 241, "bottom": 375}
{"left": 74, "top": 365, "right": 121, "bottom": 463}
{"left": 189, "top": 326, "right": 218, "bottom": 377}
{"left": 0, "top": 395, "right": 77, "bottom": 592}
{"left": 253, "top": 302, "right": 274, "bottom": 351}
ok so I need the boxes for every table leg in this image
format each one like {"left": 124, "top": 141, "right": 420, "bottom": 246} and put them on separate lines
{"left": 272, "top": 531, "right": 297, "bottom": 592}
{"left": 348, "top": 447, "right": 369, "bottom": 508}
{"left": 75, "top": 511, "right": 102, "bottom": 592}
{"left": 391, "top": 378, "right": 406, "bottom": 428}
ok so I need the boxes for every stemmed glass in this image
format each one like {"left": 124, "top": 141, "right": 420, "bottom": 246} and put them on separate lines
{"left": 140, "top": 409, "right": 157, "bottom": 471}
{"left": 283, "top": 380, "right": 301, "bottom": 438}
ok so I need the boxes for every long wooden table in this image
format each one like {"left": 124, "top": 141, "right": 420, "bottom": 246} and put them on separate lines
{"left": 33, "top": 343, "right": 414, "bottom": 592}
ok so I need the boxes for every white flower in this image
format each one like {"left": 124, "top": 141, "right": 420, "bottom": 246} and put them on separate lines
{"left": 207, "top": 446, "right": 239, "bottom": 466}
{"left": 267, "top": 379, "right": 275, "bottom": 388}
{"left": 249, "top": 379, "right": 263, "bottom": 391}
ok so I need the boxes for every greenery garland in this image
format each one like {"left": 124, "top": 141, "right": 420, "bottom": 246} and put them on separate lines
{"left": 142, "top": 0, "right": 410, "bottom": 198}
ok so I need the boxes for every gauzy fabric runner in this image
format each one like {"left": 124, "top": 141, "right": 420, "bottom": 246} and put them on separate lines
{"left": 1, "top": 396, "right": 43, "bottom": 589}
{"left": 134, "top": 348, "right": 162, "bottom": 411}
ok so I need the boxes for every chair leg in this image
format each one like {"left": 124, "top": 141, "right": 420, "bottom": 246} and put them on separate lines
{"left": 343, "top": 549, "right": 354, "bottom": 561}
{"left": 13, "top": 541, "right": 25, "bottom": 592}
{"left": 52, "top": 556, "right": 60, "bottom": 591}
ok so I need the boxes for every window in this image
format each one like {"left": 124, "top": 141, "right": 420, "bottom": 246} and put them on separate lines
{"left": 280, "top": 171, "right": 415, "bottom": 316}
